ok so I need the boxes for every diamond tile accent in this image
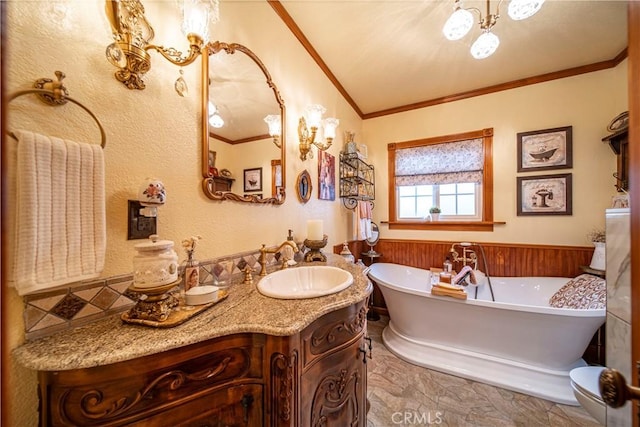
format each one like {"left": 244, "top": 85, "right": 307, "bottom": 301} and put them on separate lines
{"left": 24, "top": 305, "right": 46, "bottom": 331}
{"left": 236, "top": 258, "right": 248, "bottom": 272}
{"left": 220, "top": 260, "right": 235, "bottom": 274}
{"left": 74, "top": 287, "right": 101, "bottom": 302}
{"left": 91, "top": 287, "right": 119, "bottom": 310}
{"left": 21, "top": 246, "right": 270, "bottom": 339}
{"left": 212, "top": 262, "right": 225, "bottom": 277}
{"left": 32, "top": 313, "right": 66, "bottom": 331}
{"left": 51, "top": 294, "right": 87, "bottom": 320}
{"left": 198, "top": 265, "right": 211, "bottom": 284}
{"left": 73, "top": 303, "right": 102, "bottom": 319}
{"left": 30, "top": 295, "right": 65, "bottom": 312}
{"left": 108, "top": 279, "right": 133, "bottom": 294}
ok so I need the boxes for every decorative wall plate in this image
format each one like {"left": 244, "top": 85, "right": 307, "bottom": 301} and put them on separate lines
{"left": 296, "top": 170, "right": 312, "bottom": 204}
{"left": 607, "top": 111, "right": 629, "bottom": 133}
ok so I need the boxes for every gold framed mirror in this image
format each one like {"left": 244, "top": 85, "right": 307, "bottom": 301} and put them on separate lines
{"left": 201, "top": 41, "right": 285, "bottom": 204}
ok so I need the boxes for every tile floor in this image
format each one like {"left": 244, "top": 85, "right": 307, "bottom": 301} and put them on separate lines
{"left": 366, "top": 316, "right": 602, "bottom": 427}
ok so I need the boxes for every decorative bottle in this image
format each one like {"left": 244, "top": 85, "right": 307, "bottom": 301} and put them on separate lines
{"left": 281, "top": 229, "right": 297, "bottom": 265}
{"left": 184, "top": 255, "right": 199, "bottom": 292}
{"left": 340, "top": 242, "right": 355, "bottom": 263}
{"left": 182, "top": 235, "right": 202, "bottom": 292}
{"left": 443, "top": 256, "right": 453, "bottom": 273}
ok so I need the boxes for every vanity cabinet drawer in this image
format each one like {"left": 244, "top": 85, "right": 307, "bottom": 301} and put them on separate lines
{"left": 135, "top": 383, "right": 263, "bottom": 427}
{"left": 40, "top": 334, "right": 265, "bottom": 426}
{"left": 300, "top": 299, "right": 367, "bottom": 368}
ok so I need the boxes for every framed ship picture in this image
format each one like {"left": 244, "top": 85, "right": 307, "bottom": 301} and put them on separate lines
{"left": 243, "top": 167, "right": 262, "bottom": 192}
{"left": 517, "top": 126, "right": 572, "bottom": 172}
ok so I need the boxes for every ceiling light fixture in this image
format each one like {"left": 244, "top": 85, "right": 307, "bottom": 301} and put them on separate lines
{"left": 208, "top": 101, "right": 224, "bottom": 128}
{"left": 105, "top": 0, "right": 219, "bottom": 90}
{"left": 298, "top": 104, "right": 339, "bottom": 161}
{"left": 443, "top": 0, "right": 544, "bottom": 59}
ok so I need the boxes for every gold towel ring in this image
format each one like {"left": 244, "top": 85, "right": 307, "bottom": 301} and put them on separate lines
{"left": 7, "top": 71, "right": 106, "bottom": 149}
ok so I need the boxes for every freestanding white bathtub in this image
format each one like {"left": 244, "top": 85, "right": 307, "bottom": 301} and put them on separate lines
{"left": 367, "top": 263, "right": 606, "bottom": 405}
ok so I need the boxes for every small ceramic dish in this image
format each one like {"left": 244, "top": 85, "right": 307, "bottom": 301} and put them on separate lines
{"left": 185, "top": 285, "right": 219, "bottom": 305}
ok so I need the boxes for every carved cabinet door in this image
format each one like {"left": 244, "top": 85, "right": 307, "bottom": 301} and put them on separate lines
{"left": 299, "top": 336, "right": 367, "bottom": 427}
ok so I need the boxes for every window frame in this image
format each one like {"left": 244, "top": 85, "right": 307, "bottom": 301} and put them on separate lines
{"left": 432, "top": 182, "right": 482, "bottom": 221}
{"left": 387, "top": 128, "right": 496, "bottom": 231}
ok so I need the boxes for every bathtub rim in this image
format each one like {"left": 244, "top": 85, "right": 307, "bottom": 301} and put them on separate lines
{"left": 367, "top": 262, "right": 605, "bottom": 318}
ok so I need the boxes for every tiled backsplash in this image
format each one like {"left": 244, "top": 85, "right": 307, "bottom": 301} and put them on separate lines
{"left": 22, "top": 245, "right": 301, "bottom": 340}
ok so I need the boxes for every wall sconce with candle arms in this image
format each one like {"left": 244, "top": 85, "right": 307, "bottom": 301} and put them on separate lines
{"left": 298, "top": 104, "right": 339, "bottom": 161}
{"left": 264, "top": 114, "right": 282, "bottom": 148}
{"left": 104, "top": 0, "right": 218, "bottom": 90}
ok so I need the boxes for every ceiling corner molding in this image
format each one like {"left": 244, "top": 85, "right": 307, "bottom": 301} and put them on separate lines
{"left": 267, "top": 0, "right": 363, "bottom": 118}
{"left": 269, "top": 1, "right": 628, "bottom": 121}
{"left": 362, "top": 51, "right": 629, "bottom": 120}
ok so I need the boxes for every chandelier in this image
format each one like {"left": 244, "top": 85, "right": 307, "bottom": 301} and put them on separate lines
{"left": 443, "top": 0, "right": 545, "bottom": 59}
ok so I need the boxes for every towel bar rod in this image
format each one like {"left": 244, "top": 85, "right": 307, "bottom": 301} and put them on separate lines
{"left": 7, "top": 72, "right": 106, "bottom": 148}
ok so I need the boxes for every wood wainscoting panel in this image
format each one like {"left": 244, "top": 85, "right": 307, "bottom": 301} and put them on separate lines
{"left": 335, "top": 239, "right": 594, "bottom": 279}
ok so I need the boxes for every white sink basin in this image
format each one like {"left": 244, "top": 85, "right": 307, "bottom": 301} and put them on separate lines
{"left": 257, "top": 266, "right": 354, "bottom": 299}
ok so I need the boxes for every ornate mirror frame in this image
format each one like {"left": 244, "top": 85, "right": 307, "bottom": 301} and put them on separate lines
{"left": 201, "top": 41, "right": 286, "bottom": 204}
{"left": 366, "top": 222, "right": 380, "bottom": 246}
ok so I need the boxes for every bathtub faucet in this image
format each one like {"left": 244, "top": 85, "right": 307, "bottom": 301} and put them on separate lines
{"left": 448, "top": 242, "right": 495, "bottom": 302}
{"left": 449, "top": 242, "right": 478, "bottom": 270}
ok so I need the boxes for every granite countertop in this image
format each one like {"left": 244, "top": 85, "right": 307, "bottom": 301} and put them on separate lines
{"left": 13, "top": 254, "right": 372, "bottom": 372}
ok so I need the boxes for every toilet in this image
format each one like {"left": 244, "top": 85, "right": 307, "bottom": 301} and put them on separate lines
{"left": 570, "top": 366, "right": 606, "bottom": 425}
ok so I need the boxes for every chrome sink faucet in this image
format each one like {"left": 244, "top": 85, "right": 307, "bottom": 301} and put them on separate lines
{"left": 258, "top": 240, "right": 299, "bottom": 276}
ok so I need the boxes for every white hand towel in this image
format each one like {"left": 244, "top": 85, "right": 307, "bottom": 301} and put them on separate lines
{"left": 9, "top": 130, "right": 106, "bottom": 295}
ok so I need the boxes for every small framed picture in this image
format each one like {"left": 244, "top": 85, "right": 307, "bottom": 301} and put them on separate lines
{"left": 517, "top": 173, "right": 572, "bottom": 216}
{"left": 318, "top": 151, "right": 336, "bottom": 201}
{"left": 271, "top": 159, "right": 282, "bottom": 197}
{"left": 517, "top": 126, "right": 572, "bottom": 172}
{"left": 243, "top": 167, "right": 262, "bottom": 192}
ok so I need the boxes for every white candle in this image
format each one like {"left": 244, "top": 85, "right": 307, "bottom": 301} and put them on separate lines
{"left": 307, "top": 220, "right": 323, "bottom": 241}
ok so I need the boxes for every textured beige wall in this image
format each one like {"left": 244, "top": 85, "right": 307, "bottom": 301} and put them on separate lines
{"left": 363, "top": 63, "right": 627, "bottom": 245}
{"left": 4, "top": 1, "right": 360, "bottom": 424}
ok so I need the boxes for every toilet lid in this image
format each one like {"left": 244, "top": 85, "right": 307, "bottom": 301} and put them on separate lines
{"left": 570, "top": 366, "right": 605, "bottom": 401}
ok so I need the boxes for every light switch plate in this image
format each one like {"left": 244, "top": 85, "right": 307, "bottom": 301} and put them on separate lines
{"left": 127, "top": 200, "right": 157, "bottom": 240}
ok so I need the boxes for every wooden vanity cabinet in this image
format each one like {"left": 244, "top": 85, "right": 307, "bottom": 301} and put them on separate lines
{"left": 38, "top": 333, "right": 265, "bottom": 426}
{"left": 298, "top": 299, "right": 368, "bottom": 427}
{"left": 37, "top": 299, "right": 369, "bottom": 427}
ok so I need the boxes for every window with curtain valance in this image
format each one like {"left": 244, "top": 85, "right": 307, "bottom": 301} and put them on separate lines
{"left": 388, "top": 128, "right": 495, "bottom": 231}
